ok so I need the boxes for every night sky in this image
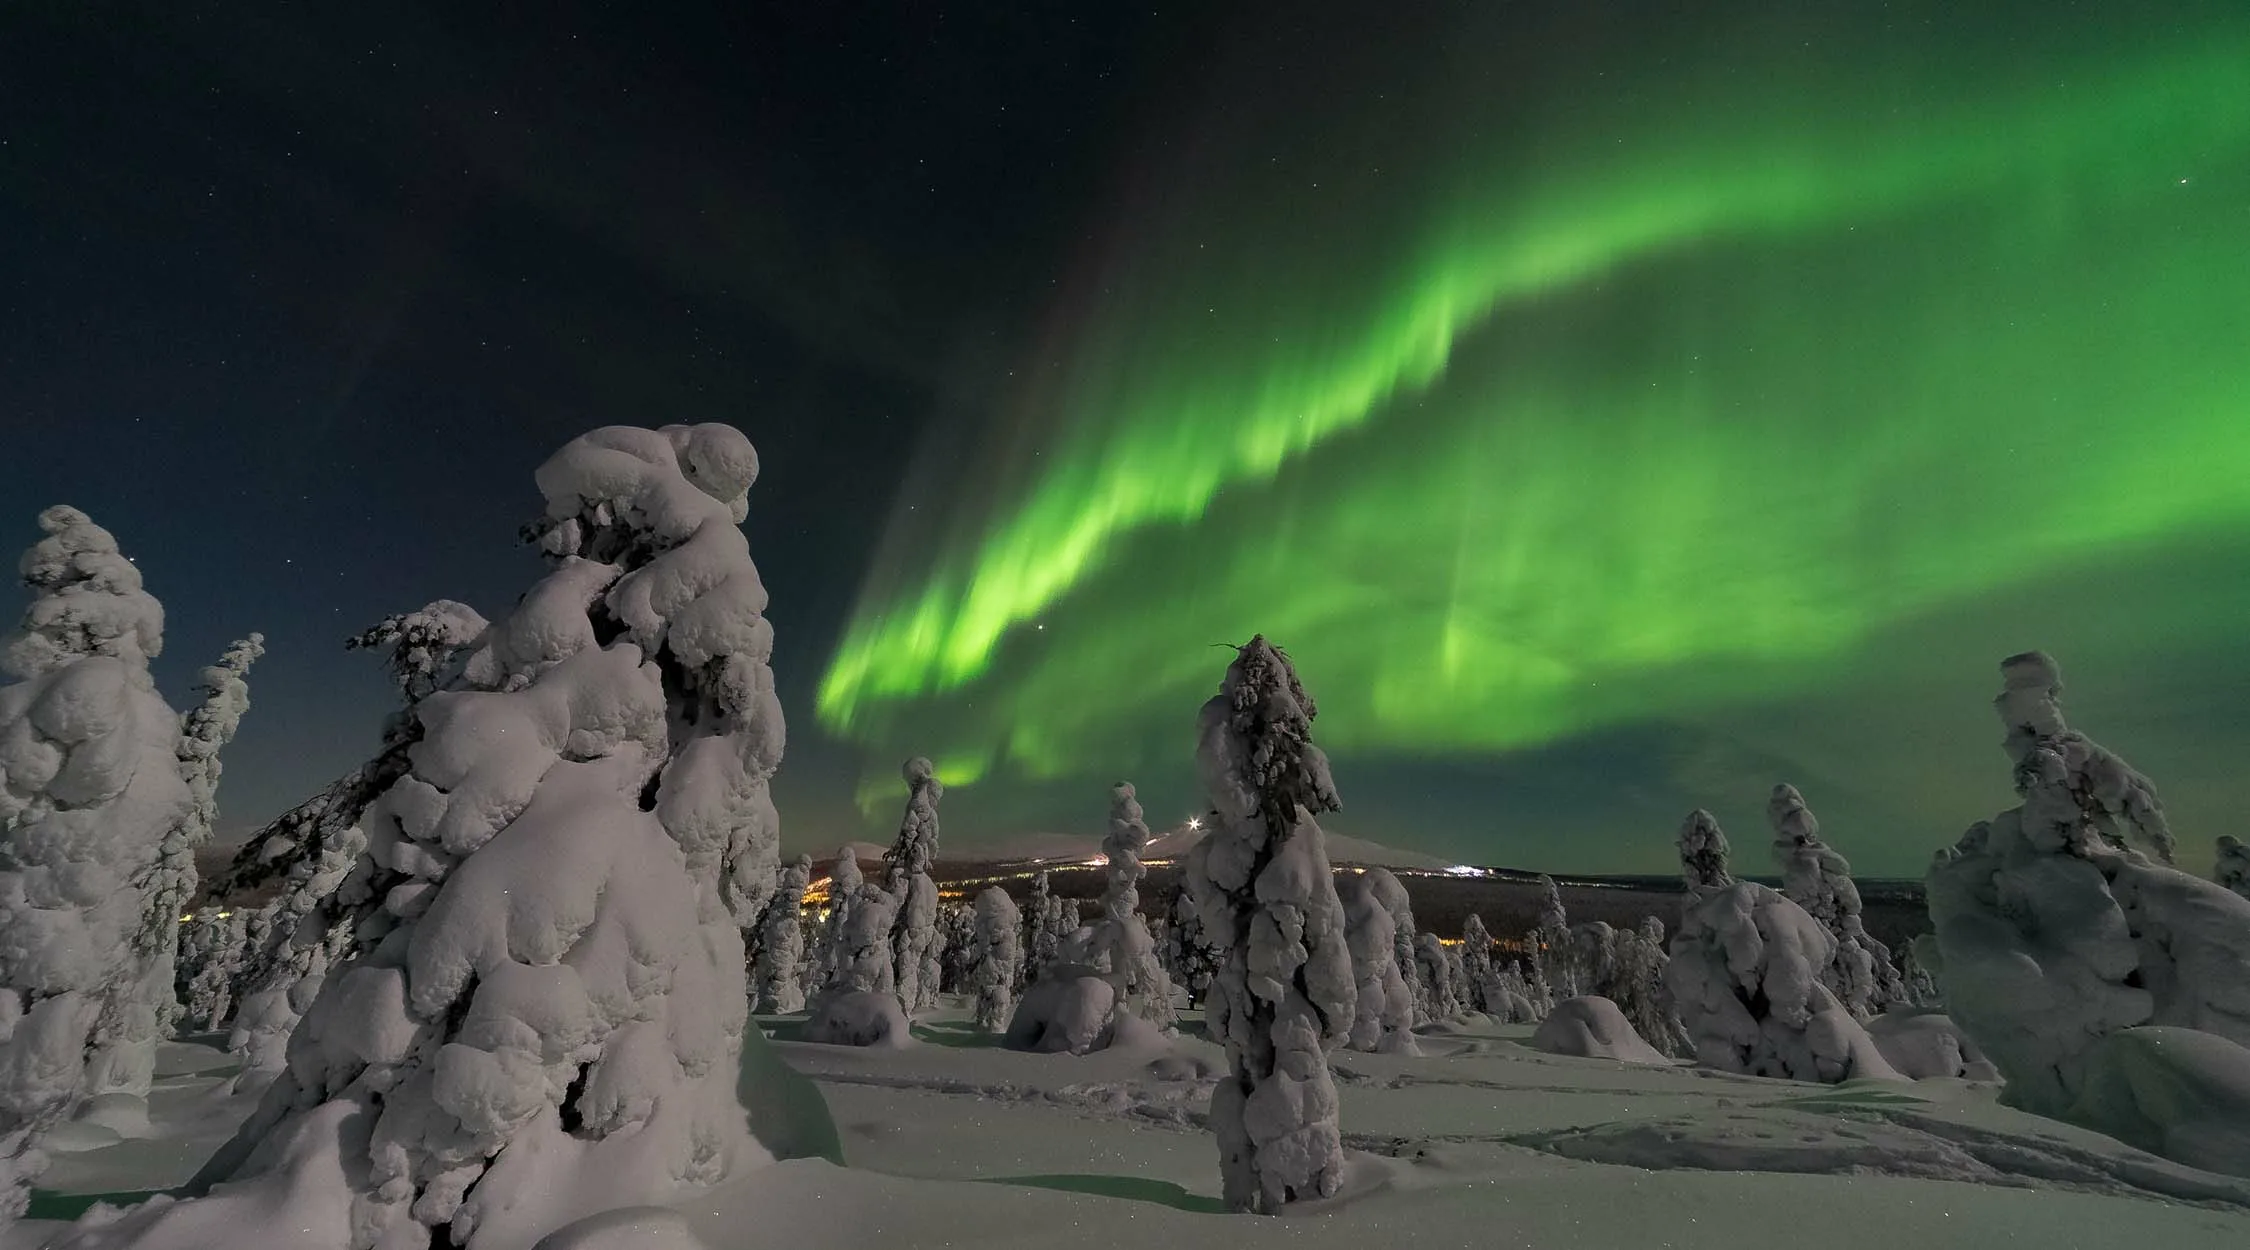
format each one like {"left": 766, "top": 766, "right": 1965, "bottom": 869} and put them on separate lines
{"left": 5, "top": 3, "right": 2247, "bottom": 877}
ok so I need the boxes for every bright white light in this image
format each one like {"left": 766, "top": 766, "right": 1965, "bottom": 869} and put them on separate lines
{"left": 1185, "top": 816, "right": 1202, "bottom": 831}
{"left": 1443, "top": 864, "right": 1487, "bottom": 878}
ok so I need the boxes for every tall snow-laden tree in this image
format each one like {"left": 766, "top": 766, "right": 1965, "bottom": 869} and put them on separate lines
{"left": 817, "top": 846, "right": 863, "bottom": 986}
{"left": 0, "top": 507, "right": 190, "bottom": 1214}
{"left": 1163, "top": 882, "right": 1218, "bottom": 1007}
{"left": 1767, "top": 782, "right": 1905, "bottom": 1020}
{"left": 182, "top": 909, "right": 249, "bottom": 1031}
{"left": 1362, "top": 867, "right": 1430, "bottom": 1024}
{"left": 1677, "top": 808, "right": 1735, "bottom": 890}
{"left": 1924, "top": 653, "right": 2250, "bottom": 1172}
{"left": 753, "top": 854, "right": 813, "bottom": 1014}
{"left": 1614, "top": 916, "right": 1690, "bottom": 1057}
{"left": 970, "top": 886, "right": 1023, "bottom": 1032}
{"left": 1096, "top": 781, "right": 1176, "bottom": 1029}
{"left": 99, "top": 424, "right": 788, "bottom": 1249}
{"left": 1337, "top": 871, "right": 1418, "bottom": 1054}
{"left": 2218, "top": 835, "right": 2250, "bottom": 901}
{"left": 1415, "top": 932, "right": 1462, "bottom": 1020}
{"left": 1532, "top": 875, "right": 1573, "bottom": 998}
{"left": 219, "top": 601, "right": 489, "bottom": 1079}
{"left": 1458, "top": 913, "right": 1498, "bottom": 1014}
{"left": 884, "top": 757, "right": 944, "bottom": 1014}
{"left": 1183, "top": 636, "right": 1355, "bottom": 1214}
{"left": 87, "top": 633, "right": 263, "bottom": 1132}
{"left": 1022, "top": 869, "right": 1058, "bottom": 988}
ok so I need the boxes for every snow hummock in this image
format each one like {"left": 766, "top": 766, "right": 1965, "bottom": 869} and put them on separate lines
{"left": 1531, "top": 996, "right": 1674, "bottom": 1066}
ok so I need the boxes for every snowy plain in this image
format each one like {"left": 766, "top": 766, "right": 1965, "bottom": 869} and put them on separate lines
{"left": 16, "top": 1002, "right": 2250, "bottom": 1250}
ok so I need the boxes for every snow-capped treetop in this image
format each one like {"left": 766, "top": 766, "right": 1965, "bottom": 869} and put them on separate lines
{"left": 1535, "top": 874, "right": 1568, "bottom": 934}
{"left": 1194, "top": 635, "right": 1340, "bottom": 842}
{"left": 831, "top": 845, "right": 863, "bottom": 897}
{"left": 2219, "top": 835, "right": 2250, "bottom": 900}
{"left": 1768, "top": 783, "right": 1859, "bottom": 928}
{"left": 3, "top": 505, "right": 165, "bottom": 679}
{"left": 1678, "top": 808, "right": 1735, "bottom": 890}
{"left": 177, "top": 634, "right": 263, "bottom": 820}
{"left": 1993, "top": 651, "right": 2173, "bottom": 862}
{"left": 346, "top": 601, "right": 489, "bottom": 703}
{"left": 517, "top": 423, "right": 785, "bottom": 928}
{"left": 886, "top": 755, "right": 943, "bottom": 884}
{"left": 1462, "top": 913, "right": 1492, "bottom": 952}
{"left": 1104, "top": 780, "right": 1152, "bottom": 867}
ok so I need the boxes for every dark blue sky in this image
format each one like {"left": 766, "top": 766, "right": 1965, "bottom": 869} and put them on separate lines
{"left": 1, "top": 3, "right": 1236, "bottom": 848}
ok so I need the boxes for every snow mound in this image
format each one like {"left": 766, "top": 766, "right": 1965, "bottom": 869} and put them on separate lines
{"left": 801, "top": 989, "right": 912, "bottom": 1049}
{"left": 529, "top": 1205, "right": 709, "bottom": 1250}
{"left": 2069, "top": 1025, "right": 2250, "bottom": 1179}
{"left": 1531, "top": 997, "right": 1673, "bottom": 1066}
{"left": 1866, "top": 1008, "right": 2001, "bottom": 1081}
{"left": 1004, "top": 968, "right": 1117, "bottom": 1055}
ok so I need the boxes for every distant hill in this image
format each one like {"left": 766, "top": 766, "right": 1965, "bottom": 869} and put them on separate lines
{"left": 933, "top": 825, "right": 1455, "bottom": 872}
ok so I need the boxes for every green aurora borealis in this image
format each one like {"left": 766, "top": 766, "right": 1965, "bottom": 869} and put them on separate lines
{"left": 817, "top": 4, "right": 2250, "bottom": 872}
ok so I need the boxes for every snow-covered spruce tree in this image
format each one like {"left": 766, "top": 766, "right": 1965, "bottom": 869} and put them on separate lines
{"left": 1677, "top": 808, "right": 1735, "bottom": 890}
{"left": 970, "top": 886, "right": 1023, "bottom": 1032}
{"left": 1459, "top": 914, "right": 1497, "bottom": 1014}
{"left": 753, "top": 854, "right": 813, "bottom": 1014}
{"left": 823, "top": 876, "right": 899, "bottom": 1000}
{"left": 1163, "top": 883, "right": 1219, "bottom": 1007}
{"left": 1337, "top": 871, "right": 1418, "bottom": 1054}
{"left": 816, "top": 846, "right": 863, "bottom": 985}
{"left": 884, "top": 756, "right": 944, "bottom": 1014}
{"left": 1614, "top": 916, "right": 1691, "bottom": 1057}
{"left": 0, "top": 507, "right": 190, "bottom": 1213}
{"left": 1362, "top": 867, "right": 1430, "bottom": 1025}
{"left": 85, "top": 633, "right": 264, "bottom": 1131}
{"left": 1415, "top": 932, "right": 1462, "bottom": 1020}
{"left": 2219, "top": 836, "right": 2250, "bottom": 901}
{"left": 183, "top": 909, "right": 249, "bottom": 1031}
{"left": 106, "top": 424, "right": 788, "bottom": 1249}
{"left": 1923, "top": 653, "right": 2250, "bottom": 1173}
{"left": 219, "top": 601, "right": 490, "bottom": 1080}
{"left": 938, "top": 899, "right": 977, "bottom": 994}
{"left": 1665, "top": 801, "right": 1895, "bottom": 1082}
{"left": 1096, "top": 781, "right": 1176, "bottom": 1029}
{"left": 1022, "top": 869, "right": 1058, "bottom": 989}
{"left": 1183, "top": 636, "right": 1355, "bottom": 1213}
{"left": 1531, "top": 874, "right": 1574, "bottom": 999}
{"left": 1768, "top": 783, "right": 1906, "bottom": 1021}
{"left": 1492, "top": 961, "right": 1539, "bottom": 1023}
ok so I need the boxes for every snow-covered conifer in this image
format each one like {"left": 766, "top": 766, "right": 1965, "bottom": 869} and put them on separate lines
{"left": 1923, "top": 653, "right": 2250, "bottom": 1168}
{"left": 1532, "top": 874, "right": 1575, "bottom": 999}
{"left": 884, "top": 756, "right": 944, "bottom": 1014}
{"left": 817, "top": 846, "right": 863, "bottom": 985}
{"left": 753, "top": 854, "right": 813, "bottom": 1014}
{"left": 1023, "top": 870, "right": 1058, "bottom": 988}
{"left": 1613, "top": 916, "right": 1690, "bottom": 1056}
{"left": 1163, "top": 884, "right": 1218, "bottom": 1007}
{"left": 1666, "top": 875, "right": 1896, "bottom": 1081}
{"left": 1678, "top": 808, "right": 1735, "bottom": 890}
{"left": 1362, "top": 867, "right": 1430, "bottom": 1024}
{"left": 2218, "top": 835, "right": 2250, "bottom": 901}
{"left": 1095, "top": 781, "right": 1176, "bottom": 1029}
{"left": 1459, "top": 913, "right": 1498, "bottom": 1013}
{"left": 86, "top": 633, "right": 264, "bottom": 1130}
{"left": 1337, "top": 873, "right": 1419, "bottom": 1054}
{"left": 344, "top": 600, "right": 487, "bottom": 704}
{"left": 1415, "top": 932, "right": 1463, "bottom": 1020}
{"left": 109, "top": 424, "right": 785, "bottom": 1248}
{"left": 970, "top": 886, "right": 1023, "bottom": 1032}
{"left": 1768, "top": 782, "right": 1905, "bottom": 1019}
{"left": 0, "top": 507, "right": 190, "bottom": 1212}
{"left": 183, "top": 909, "right": 248, "bottom": 1031}
{"left": 1183, "top": 636, "right": 1355, "bottom": 1213}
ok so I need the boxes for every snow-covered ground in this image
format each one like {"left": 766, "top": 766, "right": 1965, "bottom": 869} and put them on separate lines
{"left": 18, "top": 1007, "right": 2250, "bottom": 1249}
